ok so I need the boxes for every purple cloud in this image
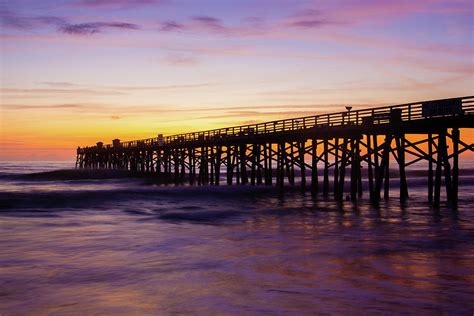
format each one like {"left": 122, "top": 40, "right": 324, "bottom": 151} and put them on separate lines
{"left": 286, "top": 9, "right": 332, "bottom": 29}
{"left": 0, "top": 10, "right": 66, "bottom": 30}
{"left": 290, "top": 19, "right": 327, "bottom": 28}
{"left": 159, "top": 15, "right": 269, "bottom": 36}
{"left": 160, "top": 21, "right": 184, "bottom": 32}
{"left": 159, "top": 15, "right": 239, "bottom": 35}
{"left": 191, "top": 16, "right": 226, "bottom": 32}
{"left": 1, "top": 9, "right": 138, "bottom": 36}
{"left": 59, "top": 22, "right": 139, "bottom": 35}
{"left": 76, "top": 0, "right": 156, "bottom": 7}
{"left": 1, "top": 14, "right": 33, "bottom": 29}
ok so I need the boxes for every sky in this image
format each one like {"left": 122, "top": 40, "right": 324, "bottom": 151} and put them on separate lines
{"left": 0, "top": 0, "right": 473, "bottom": 160}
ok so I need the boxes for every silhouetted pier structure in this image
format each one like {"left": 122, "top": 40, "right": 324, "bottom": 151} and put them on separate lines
{"left": 77, "top": 96, "right": 474, "bottom": 207}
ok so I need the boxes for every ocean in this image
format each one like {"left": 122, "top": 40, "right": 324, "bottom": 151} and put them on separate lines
{"left": 1, "top": 161, "right": 474, "bottom": 315}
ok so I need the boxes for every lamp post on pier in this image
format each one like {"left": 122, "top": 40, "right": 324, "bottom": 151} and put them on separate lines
{"left": 345, "top": 106, "right": 352, "bottom": 125}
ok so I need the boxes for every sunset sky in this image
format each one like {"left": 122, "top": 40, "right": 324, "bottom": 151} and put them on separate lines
{"left": 1, "top": 0, "right": 473, "bottom": 160}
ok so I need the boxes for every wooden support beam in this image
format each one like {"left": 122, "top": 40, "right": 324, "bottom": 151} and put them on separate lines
{"left": 263, "top": 143, "right": 270, "bottom": 185}
{"left": 310, "top": 139, "right": 317, "bottom": 193}
{"left": 356, "top": 138, "right": 363, "bottom": 198}
{"left": 198, "top": 147, "right": 204, "bottom": 185}
{"left": 278, "top": 142, "right": 285, "bottom": 187}
{"left": 374, "top": 134, "right": 392, "bottom": 201}
{"left": 268, "top": 143, "right": 274, "bottom": 185}
{"left": 215, "top": 146, "right": 222, "bottom": 185}
{"left": 256, "top": 144, "right": 263, "bottom": 185}
{"left": 367, "top": 134, "right": 374, "bottom": 200}
{"left": 440, "top": 132, "right": 453, "bottom": 202}
{"left": 428, "top": 134, "right": 434, "bottom": 203}
{"left": 350, "top": 138, "right": 357, "bottom": 201}
{"left": 240, "top": 144, "right": 248, "bottom": 185}
{"left": 251, "top": 144, "right": 257, "bottom": 185}
{"left": 293, "top": 142, "right": 303, "bottom": 189}
{"left": 167, "top": 149, "right": 172, "bottom": 179}
{"left": 200, "top": 147, "right": 205, "bottom": 185}
{"left": 323, "top": 139, "right": 329, "bottom": 197}
{"left": 180, "top": 149, "right": 186, "bottom": 183}
{"left": 205, "top": 147, "right": 210, "bottom": 185}
{"left": 337, "top": 138, "right": 348, "bottom": 201}
{"left": 384, "top": 151, "right": 390, "bottom": 200}
{"left": 433, "top": 132, "right": 443, "bottom": 208}
{"left": 334, "top": 137, "right": 340, "bottom": 198}
{"left": 145, "top": 150, "right": 150, "bottom": 172}
{"left": 276, "top": 143, "right": 281, "bottom": 186}
{"left": 287, "top": 142, "right": 295, "bottom": 185}
{"left": 373, "top": 135, "right": 379, "bottom": 186}
{"left": 396, "top": 135, "right": 408, "bottom": 201}
{"left": 452, "top": 128, "right": 459, "bottom": 206}
{"left": 209, "top": 147, "right": 215, "bottom": 185}
{"left": 188, "top": 148, "right": 194, "bottom": 185}
{"left": 227, "top": 145, "right": 233, "bottom": 185}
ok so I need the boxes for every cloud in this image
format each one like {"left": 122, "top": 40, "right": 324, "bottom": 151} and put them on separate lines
{"left": 1, "top": 104, "right": 87, "bottom": 110}
{"left": 285, "top": 9, "right": 333, "bottom": 29}
{"left": 191, "top": 16, "right": 226, "bottom": 32}
{"left": 158, "top": 10, "right": 329, "bottom": 38}
{"left": 185, "top": 104, "right": 343, "bottom": 113}
{"left": 160, "top": 21, "right": 184, "bottom": 32}
{"left": 59, "top": 22, "right": 139, "bottom": 35}
{"left": 0, "top": 10, "right": 139, "bottom": 36}
{"left": 2, "top": 82, "right": 219, "bottom": 102}
{"left": 0, "top": 10, "right": 66, "bottom": 30}
{"left": 158, "top": 15, "right": 268, "bottom": 37}
{"left": 0, "top": 102, "right": 356, "bottom": 116}
{"left": 39, "top": 81, "right": 77, "bottom": 87}
{"left": 290, "top": 20, "right": 326, "bottom": 28}
{"left": 198, "top": 111, "right": 261, "bottom": 119}
{"left": 0, "top": 88, "right": 124, "bottom": 96}
{"left": 194, "top": 110, "right": 331, "bottom": 121}
{"left": 305, "top": 0, "right": 473, "bottom": 27}
{"left": 37, "top": 81, "right": 213, "bottom": 91}
{"left": 75, "top": 0, "right": 157, "bottom": 8}
{"left": 119, "top": 83, "right": 213, "bottom": 90}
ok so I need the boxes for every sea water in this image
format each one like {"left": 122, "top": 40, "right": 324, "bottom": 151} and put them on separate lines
{"left": 1, "top": 161, "right": 473, "bottom": 315}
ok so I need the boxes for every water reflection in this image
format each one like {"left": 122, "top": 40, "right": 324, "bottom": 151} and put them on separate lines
{"left": 1, "top": 173, "right": 474, "bottom": 314}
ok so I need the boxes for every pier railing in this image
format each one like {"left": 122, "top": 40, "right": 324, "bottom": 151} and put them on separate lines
{"left": 80, "top": 96, "right": 474, "bottom": 151}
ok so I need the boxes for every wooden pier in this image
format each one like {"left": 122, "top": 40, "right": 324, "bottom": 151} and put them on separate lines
{"left": 76, "top": 96, "right": 474, "bottom": 207}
